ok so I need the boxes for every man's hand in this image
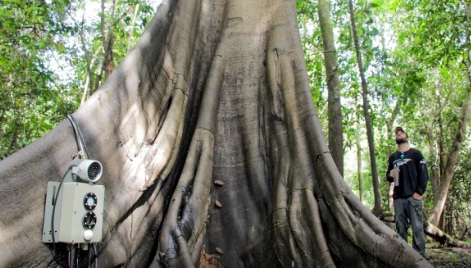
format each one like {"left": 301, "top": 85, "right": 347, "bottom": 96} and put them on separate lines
{"left": 389, "top": 169, "right": 397, "bottom": 179}
{"left": 413, "top": 192, "right": 422, "bottom": 200}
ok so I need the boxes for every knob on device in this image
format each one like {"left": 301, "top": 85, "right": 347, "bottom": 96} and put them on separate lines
{"left": 83, "top": 229, "right": 94, "bottom": 241}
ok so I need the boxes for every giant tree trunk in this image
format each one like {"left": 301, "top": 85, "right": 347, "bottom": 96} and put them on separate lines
{"left": 0, "top": 0, "right": 430, "bottom": 267}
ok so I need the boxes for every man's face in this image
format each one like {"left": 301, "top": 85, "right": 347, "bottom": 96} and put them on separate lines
{"left": 395, "top": 130, "right": 408, "bottom": 144}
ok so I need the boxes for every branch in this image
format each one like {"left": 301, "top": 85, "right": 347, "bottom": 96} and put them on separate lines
{"left": 424, "top": 221, "right": 471, "bottom": 249}
{"left": 381, "top": 215, "right": 471, "bottom": 249}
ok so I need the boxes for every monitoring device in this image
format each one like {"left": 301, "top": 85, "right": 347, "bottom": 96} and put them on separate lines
{"left": 42, "top": 158, "right": 105, "bottom": 244}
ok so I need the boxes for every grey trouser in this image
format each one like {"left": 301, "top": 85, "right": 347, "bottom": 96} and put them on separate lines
{"left": 394, "top": 196, "right": 426, "bottom": 256}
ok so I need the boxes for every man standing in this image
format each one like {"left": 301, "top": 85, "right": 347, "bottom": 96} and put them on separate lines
{"left": 386, "top": 126, "right": 429, "bottom": 258}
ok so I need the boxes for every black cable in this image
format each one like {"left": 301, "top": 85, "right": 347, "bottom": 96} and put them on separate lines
{"left": 51, "top": 166, "right": 73, "bottom": 267}
{"left": 88, "top": 243, "right": 97, "bottom": 268}
{"left": 88, "top": 244, "right": 92, "bottom": 268}
{"left": 67, "top": 115, "right": 85, "bottom": 158}
{"left": 67, "top": 115, "right": 90, "bottom": 159}
{"left": 76, "top": 246, "right": 81, "bottom": 268}
{"left": 93, "top": 243, "right": 98, "bottom": 268}
{"left": 70, "top": 245, "right": 76, "bottom": 268}
{"left": 85, "top": 243, "right": 99, "bottom": 268}
{"left": 49, "top": 115, "right": 95, "bottom": 267}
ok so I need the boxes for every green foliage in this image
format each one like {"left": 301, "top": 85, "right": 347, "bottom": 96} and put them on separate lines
{"left": 396, "top": 0, "right": 471, "bottom": 67}
{"left": 0, "top": 0, "right": 80, "bottom": 158}
{"left": 296, "top": 0, "right": 328, "bottom": 130}
{"left": 441, "top": 143, "right": 471, "bottom": 237}
{"left": 0, "top": 0, "right": 160, "bottom": 159}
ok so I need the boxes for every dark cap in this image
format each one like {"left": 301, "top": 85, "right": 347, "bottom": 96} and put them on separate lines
{"left": 395, "top": 126, "right": 408, "bottom": 137}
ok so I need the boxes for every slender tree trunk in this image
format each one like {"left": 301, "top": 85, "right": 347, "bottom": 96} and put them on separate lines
{"left": 356, "top": 120, "right": 364, "bottom": 202}
{"left": 428, "top": 94, "right": 442, "bottom": 223}
{"left": 95, "top": 0, "right": 117, "bottom": 91}
{"left": 127, "top": 3, "right": 141, "bottom": 52}
{"left": 0, "top": 0, "right": 430, "bottom": 267}
{"left": 426, "top": 110, "right": 439, "bottom": 199}
{"left": 348, "top": 0, "right": 382, "bottom": 216}
{"left": 104, "top": 0, "right": 116, "bottom": 79}
{"left": 78, "top": 13, "right": 95, "bottom": 102}
{"left": 80, "top": 50, "right": 100, "bottom": 105}
{"left": 385, "top": 83, "right": 408, "bottom": 214}
{"left": 318, "top": 0, "right": 344, "bottom": 177}
{"left": 428, "top": 95, "right": 471, "bottom": 226}
{"left": 438, "top": 102, "right": 445, "bottom": 178}
{"left": 104, "top": 33, "right": 115, "bottom": 78}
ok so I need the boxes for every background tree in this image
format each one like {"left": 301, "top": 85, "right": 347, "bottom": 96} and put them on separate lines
{"left": 355, "top": 107, "right": 364, "bottom": 202}
{"left": 347, "top": 0, "right": 382, "bottom": 216}
{"left": 0, "top": 0, "right": 157, "bottom": 157}
{"left": 318, "top": 0, "right": 344, "bottom": 176}
{"left": 296, "top": 1, "right": 329, "bottom": 128}
{"left": 0, "top": 0, "right": 431, "bottom": 267}
{"left": 0, "top": 0, "right": 79, "bottom": 158}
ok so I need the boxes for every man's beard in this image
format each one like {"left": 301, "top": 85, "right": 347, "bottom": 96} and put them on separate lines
{"left": 396, "top": 138, "right": 407, "bottom": 144}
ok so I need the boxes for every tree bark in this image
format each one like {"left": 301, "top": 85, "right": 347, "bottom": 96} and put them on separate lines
{"left": 347, "top": 0, "right": 382, "bottom": 216}
{"left": 0, "top": 0, "right": 430, "bottom": 267}
{"left": 318, "top": 0, "right": 344, "bottom": 177}
{"left": 355, "top": 111, "right": 364, "bottom": 202}
{"left": 77, "top": 12, "right": 95, "bottom": 104}
{"left": 95, "top": 0, "right": 117, "bottom": 91}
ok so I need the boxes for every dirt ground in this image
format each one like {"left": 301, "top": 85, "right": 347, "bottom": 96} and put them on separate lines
{"left": 426, "top": 243, "right": 471, "bottom": 267}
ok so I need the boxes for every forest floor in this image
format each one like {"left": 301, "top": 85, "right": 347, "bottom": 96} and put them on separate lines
{"left": 426, "top": 242, "right": 471, "bottom": 267}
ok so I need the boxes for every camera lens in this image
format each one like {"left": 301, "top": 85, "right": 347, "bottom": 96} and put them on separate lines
{"left": 88, "top": 162, "right": 101, "bottom": 180}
